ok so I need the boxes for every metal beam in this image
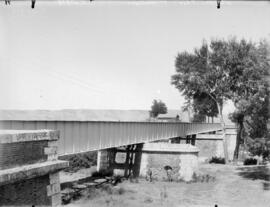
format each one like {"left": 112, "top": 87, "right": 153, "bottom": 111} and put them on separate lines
{"left": 0, "top": 120, "right": 222, "bottom": 155}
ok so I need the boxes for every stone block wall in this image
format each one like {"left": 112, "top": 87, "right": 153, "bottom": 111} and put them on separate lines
{"left": 140, "top": 143, "right": 199, "bottom": 182}
{"left": 195, "top": 129, "right": 236, "bottom": 162}
{"left": 0, "top": 130, "right": 68, "bottom": 207}
{"left": 1, "top": 174, "right": 50, "bottom": 205}
{"left": 196, "top": 140, "right": 224, "bottom": 160}
{"left": 97, "top": 143, "right": 199, "bottom": 182}
{"left": 140, "top": 152, "right": 181, "bottom": 181}
{"left": 0, "top": 140, "right": 48, "bottom": 170}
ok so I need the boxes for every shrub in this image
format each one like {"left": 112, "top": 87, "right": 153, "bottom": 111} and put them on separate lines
{"left": 91, "top": 169, "right": 113, "bottom": 178}
{"left": 247, "top": 138, "right": 270, "bottom": 160}
{"left": 209, "top": 156, "right": 225, "bottom": 164}
{"left": 62, "top": 151, "right": 97, "bottom": 172}
{"left": 243, "top": 158, "right": 257, "bottom": 165}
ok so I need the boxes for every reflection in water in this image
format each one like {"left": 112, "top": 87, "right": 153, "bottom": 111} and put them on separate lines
{"left": 237, "top": 165, "right": 270, "bottom": 191}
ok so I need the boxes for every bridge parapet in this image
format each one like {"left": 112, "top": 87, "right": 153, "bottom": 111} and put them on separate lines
{"left": 0, "top": 130, "right": 68, "bottom": 206}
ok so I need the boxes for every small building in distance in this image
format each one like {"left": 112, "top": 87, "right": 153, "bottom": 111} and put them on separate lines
{"left": 157, "top": 112, "right": 181, "bottom": 122}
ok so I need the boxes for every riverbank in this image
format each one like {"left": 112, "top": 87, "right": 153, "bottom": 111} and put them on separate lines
{"left": 61, "top": 163, "right": 270, "bottom": 207}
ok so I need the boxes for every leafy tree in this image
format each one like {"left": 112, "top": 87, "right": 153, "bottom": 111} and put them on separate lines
{"left": 230, "top": 80, "right": 269, "bottom": 160}
{"left": 192, "top": 113, "right": 206, "bottom": 123}
{"left": 182, "top": 94, "right": 218, "bottom": 123}
{"left": 172, "top": 39, "right": 232, "bottom": 124}
{"left": 247, "top": 138, "right": 270, "bottom": 159}
{"left": 172, "top": 38, "right": 270, "bottom": 162}
{"left": 190, "top": 92, "right": 219, "bottom": 123}
{"left": 192, "top": 92, "right": 219, "bottom": 118}
{"left": 172, "top": 39, "right": 232, "bottom": 161}
{"left": 150, "top": 99, "right": 168, "bottom": 118}
{"left": 227, "top": 40, "right": 270, "bottom": 160}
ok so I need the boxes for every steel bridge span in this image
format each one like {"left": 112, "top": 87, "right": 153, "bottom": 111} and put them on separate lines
{"left": 0, "top": 121, "right": 222, "bottom": 156}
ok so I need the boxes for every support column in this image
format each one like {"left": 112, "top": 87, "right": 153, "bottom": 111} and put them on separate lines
{"left": 97, "top": 150, "right": 109, "bottom": 172}
{"left": 191, "top": 134, "right": 196, "bottom": 146}
{"left": 97, "top": 149, "right": 115, "bottom": 173}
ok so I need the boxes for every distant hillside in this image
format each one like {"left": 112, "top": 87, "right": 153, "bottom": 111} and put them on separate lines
{"left": 0, "top": 109, "right": 186, "bottom": 122}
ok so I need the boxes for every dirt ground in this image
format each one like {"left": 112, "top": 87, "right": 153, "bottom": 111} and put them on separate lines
{"left": 60, "top": 166, "right": 97, "bottom": 184}
{"left": 64, "top": 164, "right": 270, "bottom": 207}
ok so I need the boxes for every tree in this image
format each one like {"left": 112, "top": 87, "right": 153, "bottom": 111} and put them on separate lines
{"left": 192, "top": 113, "right": 206, "bottom": 123}
{"left": 171, "top": 38, "right": 270, "bottom": 162}
{"left": 150, "top": 99, "right": 168, "bottom": 118}
{"left": 230, "top": 81, "right": 270, "bottom": 160}
{"left": 229, "top": 40, "right": 270, "bottom": 160}
{"left": 182, "top": 93, "right": 218, "bottom": 123}
{"left": 229, "top": 111, "right": 245, "bottom": 159}
{"left": 191, "top": 92, "right": 219, "bottom": 123}
{"left": 172, "top": 39, "right": 232, "bottom": 162}
{"left": 227, "top": 39, "right": 270, "bottom": 160}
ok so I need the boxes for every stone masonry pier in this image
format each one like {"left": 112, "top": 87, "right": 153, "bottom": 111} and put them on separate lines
{"left": 140, "top": 143, "right": 199, "bottom": 181}
{"left": 97, "top": 143, "right": 199, "bottom": 182}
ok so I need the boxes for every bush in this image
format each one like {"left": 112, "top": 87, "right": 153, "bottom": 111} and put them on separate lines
{"left": 91, "top": 169, "right": 113, "bottom": 178}
{"left": 61, "top": 151, "right": 97, "bottom": 172}
{"left": 243, "top": 158, "right": 257, "bottom": 165}
{"left": 247, "top": 138, "right": 270, "bottom": 160}
{"left": 209, "top": 156, "right": 225, "bottom": 164}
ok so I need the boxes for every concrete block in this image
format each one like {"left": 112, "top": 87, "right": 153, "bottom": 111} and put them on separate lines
{"left": 48, "top": 141, "right": 59, "bottom": 148}
{"left": 0, "top": 130, "right": 59, "bottom": 144}
{"left": 47, "top": 183, "right": 61, "bottom": 196}
{"left": 51, "top": 193, "right": 61, "bottom": 207}
{"left": 47, "top": 154, "right": 58, "bottom": 161}
{"left": 49, "top": 173, "right": 60, "bottom": 185}
{"left": 44, "top": 146, "right": 58, "bottom": 155}
{"left": 178, "top": 153, "right": 198, "bottom": 182}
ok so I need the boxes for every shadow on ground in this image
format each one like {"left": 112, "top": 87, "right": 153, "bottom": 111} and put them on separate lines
{"left": 237, "top": 165, "right": 270, "bottom": 191}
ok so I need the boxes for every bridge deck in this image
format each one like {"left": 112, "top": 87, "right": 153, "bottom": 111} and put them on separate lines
{"left": 0, "top": 121, "right": 222, "bottom": 155}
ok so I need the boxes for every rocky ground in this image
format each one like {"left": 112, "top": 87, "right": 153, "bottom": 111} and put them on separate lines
{"left": 60, "top": 163, "right": 270, "bottom": 207}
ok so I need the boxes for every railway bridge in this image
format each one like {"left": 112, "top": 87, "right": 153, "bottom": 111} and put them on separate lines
{"left": 0, "top": 121, "right": 223, "bottom": 206}
{"left": 0, "top": 120, "right": 222, "bottom": 155}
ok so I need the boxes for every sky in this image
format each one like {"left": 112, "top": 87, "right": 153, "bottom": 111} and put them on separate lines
{"left": 0, "top": 1, "right": 270, "bottom": 112}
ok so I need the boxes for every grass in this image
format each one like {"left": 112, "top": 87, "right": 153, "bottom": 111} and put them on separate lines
{"left": 64, "top": 163, "right": 270, "bottom": 207}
